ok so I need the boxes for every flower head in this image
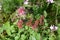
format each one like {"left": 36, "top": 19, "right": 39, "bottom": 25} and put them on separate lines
{"left": 17, "top": 7, "right": 25, "bottom": 15}
{"left": 25, "top": 0, "right": 29, "bottom": 1}
{"left": 24, "top": 1, "right": 29, "bottom": 5}
{"left": 47, "top": 0, "right": 54, "bottom": 3}
{"left": 50, "top": 25, "right": 58, "bottom": 31}
{"left": 24, "top": 0, "right": 29, "bottom": 5}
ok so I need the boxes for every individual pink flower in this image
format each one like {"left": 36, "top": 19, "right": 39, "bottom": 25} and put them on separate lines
{"left": 17, "top": 7, "right": 25, "bottom": 15}
{"left": 50, "top": 25, "right": 58, "bottom": 31}
{"left": 47, "top": 0, "right": 54, "bottom": 3}
{"left": 17, "top": 20, "right": 23, "bottom": 28}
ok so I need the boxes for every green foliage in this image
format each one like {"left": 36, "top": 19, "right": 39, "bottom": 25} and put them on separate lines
{"left": 0, "top": 0, "right": 60, "bottom": 40}
{"left": 2, "top": 0, "right": 19, "bottom": 14}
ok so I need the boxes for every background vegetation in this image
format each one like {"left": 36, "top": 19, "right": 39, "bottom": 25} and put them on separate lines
{"left": 0, "top": 0, "right": 60, "bottom": 40}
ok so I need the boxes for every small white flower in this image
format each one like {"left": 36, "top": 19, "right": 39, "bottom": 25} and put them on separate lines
{"left": 47, "top": 0, "right": 54, "bottom": 3}
{"left": 55, "top": 26, "right": 58, "bottom": 30}
{"left": 0, "top": 5, "right": 2, "bottom": 10}
{"left": 50, "top": 25, "right": 58, "bottom": 31}
{"left": 24, "top": 0, "right": 29, "bottom": 5}
{"left": 24, "top": 1, "right": 29, "bottom": 5}
{"left": 50, "top": 25, "right": 54, "bottom": 30}
{"left": 0, "top": 3, "right": 2, "bottom": 10}
{"left": 25, "top": 0, "right": 29, "bottom": 2}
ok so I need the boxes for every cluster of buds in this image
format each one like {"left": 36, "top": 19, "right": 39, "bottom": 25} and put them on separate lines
{"left": 50, "top": 25, "right": 58, "bottom": 31}
{"left": 32, "top": 20, "right": 39, "bottom": 30}
{"left": 39, "top": 15, "right": 44, "bottom": 25}
{"left": 24, "top": 0, "right": 29, "bottom": 5}
{"left": 26, "top": 15, "right": 44, "bottom": 29}
{"left": 26, "top": 18, "right": 32, "bottom": 27}
{"left": 47, "top": 0, "right": 54, "bottom": 3}
{"left": 17, "top": 20, "right": 23, "bottom": 28}
{"left": 17, "top": 15, "right": 45, "bottom": 29}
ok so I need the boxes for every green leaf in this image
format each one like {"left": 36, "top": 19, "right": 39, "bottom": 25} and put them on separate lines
{"left": 6, "top": 29, "right": 11, "bottom": 36}
{"left": 21, "top": 34, "right": 26, "bottom": 40}
{"left": 44, "top": 11, "right": 47, "bottom": 17}
{"left": 0, "top": 28, "right": 3, "bottom": 34}
{"left": 36, "top": 34, "right": 40, "bottom": 40}
{"left": 43, "top": 37, "right": 48, "bottom": 40}
{"left": 49, "top": 33, "right": 56, "bottom": 40}
{"left": 32, "top": 36, "right": 36, "bottom": 40}
{"left": 10, "top": 25, "right": 15, "bottom": 33}
{"left": 35, "top": 14, "right": 40, "bottom": 20}
{"left": 25, "top": 26, "right": 29, "bottom": 30}
{"left": 3, "top": 21, "right": 11, "bottom": 35}
{"left": 15, "top": 36, "right": 19, "bottom": 40}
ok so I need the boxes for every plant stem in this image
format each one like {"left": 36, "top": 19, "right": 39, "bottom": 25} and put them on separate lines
{"left": 55, "top": 5, "right": 58, "bottom": 25}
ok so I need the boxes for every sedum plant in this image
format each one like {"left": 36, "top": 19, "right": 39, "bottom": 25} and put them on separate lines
{"left": 0, "top": 0, "right": 60, "bottom": 40}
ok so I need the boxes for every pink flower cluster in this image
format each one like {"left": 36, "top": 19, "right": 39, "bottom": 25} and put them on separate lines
{"left": 17, "top": 7, "right": 25, "bottom": 16}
